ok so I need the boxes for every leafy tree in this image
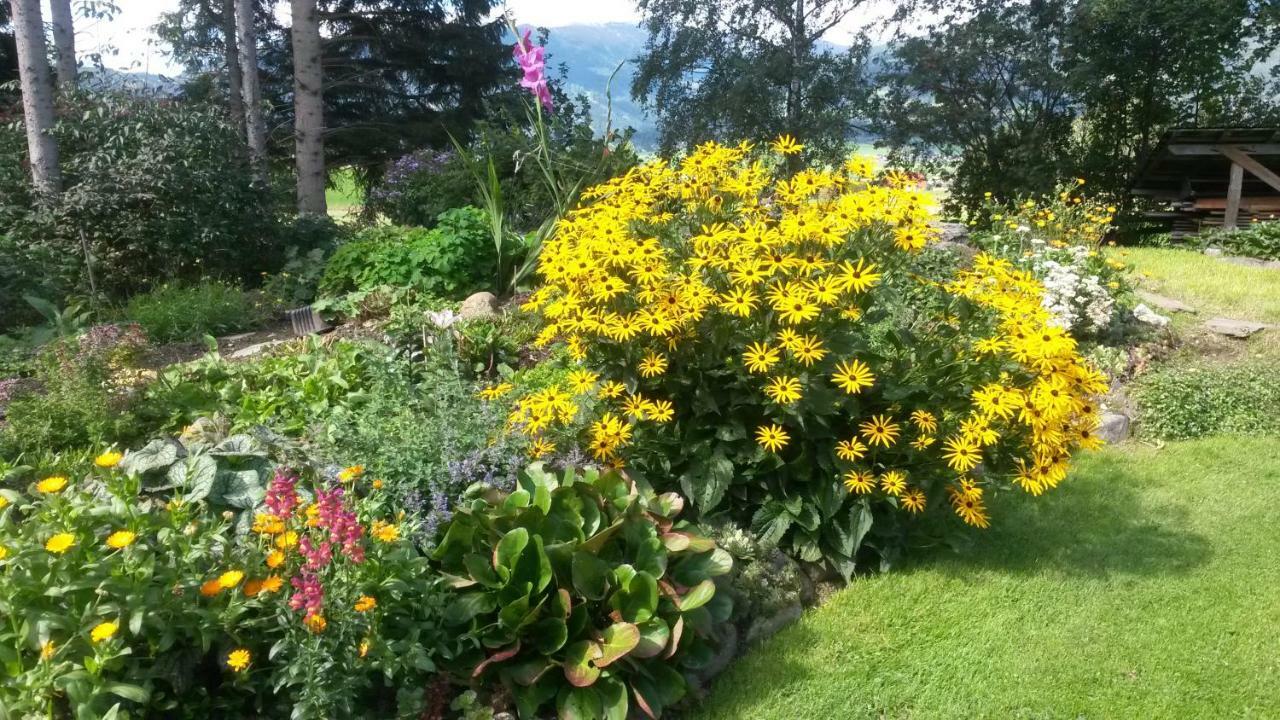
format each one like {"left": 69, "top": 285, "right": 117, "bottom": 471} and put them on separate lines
{"left": 632, "top": 0, "right": 874, "bottom": 163}
{"left": 0, "top": 4, "right": 17, "bottom": 89}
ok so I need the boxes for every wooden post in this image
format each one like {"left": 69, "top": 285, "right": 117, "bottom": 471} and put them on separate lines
{"left": 1223, "top": 162, "right": 1243, "bottom": 231}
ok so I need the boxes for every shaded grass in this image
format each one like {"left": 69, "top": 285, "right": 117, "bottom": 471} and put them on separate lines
{"left": 327, "top": 167, "right": 364, "bottom": 221}
{"left": 691, "top": 438, "right": 1280, "bottom": 719}
{"left": 1116, "top": 246, "right": 1280, "bottom": 323}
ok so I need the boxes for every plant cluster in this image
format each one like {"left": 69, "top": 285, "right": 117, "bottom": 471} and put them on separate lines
{"left": 1134, "top": 361, "right": 1280, "bottom": 440}
{"left": 1200, "top": 220, "right": 1280, "bottom": 260}
{"left": 520, "top": 140, "right": 1108, "bottom": 576}
{"left": 318, "top": 207, "right": 497, "bottom": 300}
{"left": 432, "top": 462, "right": 732, "bottom": 719}
{"left": 123, "top": 281, "right": 278, "bottom": 343}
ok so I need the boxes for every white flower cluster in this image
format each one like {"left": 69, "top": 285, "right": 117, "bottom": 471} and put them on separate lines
{"left": 1031, "top": 242, "right": 1114, "bottom": 333}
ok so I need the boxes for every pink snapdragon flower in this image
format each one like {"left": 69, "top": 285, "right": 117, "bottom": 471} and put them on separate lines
{"left": 289, "top": 572, "right": 324, "bottom": 620}
{"left": 265, "top": 469, "right": 301, "bottom": 517}
{"left": 513, "top": 27, "right": 553, "bottom": 112}
{"left": 315, "top": 486, "right": 365, "bottom": 564}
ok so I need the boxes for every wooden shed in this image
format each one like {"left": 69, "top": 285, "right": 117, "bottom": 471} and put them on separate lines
{"left": 1128, "top": 127, "right": 1280, "bottom": 237}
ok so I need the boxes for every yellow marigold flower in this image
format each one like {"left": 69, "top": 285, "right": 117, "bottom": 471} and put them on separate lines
{"left": 90, "top": 621, "right": 118, "bottom": 644}
{"left": 252, "top": 513, "right": 285, "bottom": 535}
{"left": 371, "top": 520, "right": 399, "bottom": 543}
{"left": 36, "top": 476, "right": 68, "bottom": 494}
{"left": 218, "top": 570, "right": 245, "bottom": 589}
{"left": 261, "top": 575, "right": 284, "bottom": 593}
{"left": 200, "top": 579, "right": 223, "bottom": 597}
{"left": 742, "top": 342, "right": 780, "bottom": 374}
{"left": 266, "top": 549, "right": 286, "bottom": 568}
{"left": 242, "top": 579, "right": 265, "bottom": 596}
{"left": 94, "top": 451, "right": 124, "bottom": 468}
{"left": 305, "top": 614, "right": 327, "bottom": 633}
{"left": 771, "top": 134, "right": 804, "bottom": 155}
{"left": 372, "top": 479, "right": 384, "bottom": 489}
{"left": 226, "top": 648, "right": 251, "bottom": 672}
{"left": 276, "top": 531, "right": 300, "bottom": 549}
{"left": 40, "top": 641, "right": 56, "bottom": 660}
{"left": 831, "top": 359, "right": 874, "bottom": 394}
{"left": 105, "top": 530, "right": 137, "bottom": 549}
{"left": 45, "top": 533, "right": 75, "bottom": 554}
{"left": 764, "top": 375, "right": 802, "bottom": 405}
{"left": 337, "top": 465, "right": 365, "bottom": 483}
{"left": 842, "top": 470, "right": 874, "bottom": 494}
{"left": 859, "top": 414, "right": 901, "bottom": 448}
{"left": 354, "top": 595, "right": 377, "bottom": 612}
{"left": 638, "top": 351, "right": 668, "bottom": 377}
{"left": 755, "top": 424, "right": 790, "bottom": 453}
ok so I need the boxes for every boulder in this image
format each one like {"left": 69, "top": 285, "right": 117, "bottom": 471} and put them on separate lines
{"left": 933, "top": 222, "right": 971, "bottom": 244}
{"left": 1205, "top": 317, "right": 1268, "bottom": 338}
{"left": 228, "top": 339, "right": 288, "bottom": 360}
{"left": 1096, "top": 413, "right": 1131, "bottom": 444}
{"left": 459, "top": 291, "right": 500, "bottom": 322}
{"left": 1132, "top": 303, "right": 1171, "bottom": 328}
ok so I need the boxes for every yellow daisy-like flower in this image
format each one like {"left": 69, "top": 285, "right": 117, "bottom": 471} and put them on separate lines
{"left": 218, "top": 570, "right": 245, "bottom": 589}
{"left": 598, "top": 381, "right": 626, "bottom": 399}
{"left": 901, "top": 489, "right": 927, "bottom": 513}
{"left": 40, "top": 641, "right": 56, "bottom": 660}
{"left": 36, "top": 476, "right": 68, "bottom": 494}
{"left": 0, "top": 545, "right": 7, "bottom": 561}
{"left": 94, "top": 451, "right": 124, "bottom": 468}
{"left": 791, "top": 335, "right": 827, "bottom": 366}
{"left": 337, "top": 465, "right": 365, "bottom": 483}
{"left": 528, "top": 437, "right": 556, "bottom": 458}
{"left": 638, "top": 351, "right": 668, "bottom": 377}
{"left": 105, "top": 530, "right": 137, "bottom": 549}
{"left": 909, "top": 410, "right": 938, "bottom": 434}
{"left": 354, "top": 595, "right": 377, "bottom": 612}
{"left": 742, "top": 342, "right": 780, "bottom": 374}
{"left": 880, "top": 470, "right": 907, "bottom": 496}
{"left": 835, "top": 437, "right": 868, "bottom": 462}
{"left": 242, "top": 578, "right": 265, "bottom": 596}
{"left": 200, "top": 579, "right": 223, "bottom": 597}
{"left": 226, "top": 648, "right": 251, "bottom": 672}
{"left": 266, "top": 549, "right": 286, "bottom": 568}
{"left": 478, "top": 382, "right": 515, "bottom": 400}
{"left": 0, "top": 496, "right": 8, "bottom": 510}
{"left": 764, "top": 375, "right": 802, "bottom": 404}
{"left": 771, "top": 134, "right": 804, "bottom": 155}
{"left": 942, "top": 436, "right": 983, "bottom": 473}
{"left": 568, "top": 369, "right": 599, "bottom": 394}
{"left": 90, "top": 621, "right": 118, "bottom": 644}
{"left": 842, "top": 470, "right": 874, "bottom": 494}
{"left": 45, "top": 533, "right": 75, "bottom": 554}
{"left": 305, "top": 614, "right": 327, "bottom": 633}
{"left": 859, "top": 414, "right": 900, "bottom": 448}
{"left": 261, "top": 575, "right": 284, "bottom": 593}
{"left": 371, "top": 520, "right": 399, "bottom": 543}
{"left": 831, "top": 359, "right": 874, "bottom": 394}
{"left": 755, "top": 424, "right": 790, "bottom": 453}
{"left": 275, "top": 531, "right": 300, "bottom": 549}
{"left": 910, "top": 435, "right": 936, "bottom": 451}
{"left": 645, "top": 399, "right": 675, "bottom": 423}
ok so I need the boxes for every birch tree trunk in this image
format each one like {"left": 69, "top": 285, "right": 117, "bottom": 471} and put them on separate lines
{"left": 49, "top": 0, "right": 76, "bottom": 89}
{"left": 237, "top": 0, "right": 268, "bottom": 184}
{"left": 290, "top": 0, "right": 327, "bottom": 215}
{"left": 222, "top": 0, "right": 245, "bottom": 136}
{"left": 12, "top": 0, "right": 61, "bottom": 195}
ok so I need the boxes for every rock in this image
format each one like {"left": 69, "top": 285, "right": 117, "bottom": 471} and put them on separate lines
{"left": 1096, "top": 413, "right": 1131, "bottom": 444}
{"left": 933, "top": 222, "right": 971, "bottom": 244}
{"left": 459, "top": 292, "right": 500, "bottom": 321}
{"left": 1222, "top": 255, "right": 1275, "bottom": 269}
{"left": 696, "top": 623, "right": 739, "bottom": 684}
{"left": 1136, "top": 290, "right": 1195, "bottom": 314}
{"left": 1205, "top": 317, "right": 1268, "bottom": 338}
{"left": 1204, "top": 247, "right": 1224, "bottom": 257}
{"left": 220, "top": 332, "right": 257, "bottom": 343}
{"left": 1132, "top": 303, "right": 1171, "bottom": 327}
{"left": 745, "top": 602, "right": 803, "bottom": 645}
{"left": 228, "top": 339, "right": 288, "bottom": 359}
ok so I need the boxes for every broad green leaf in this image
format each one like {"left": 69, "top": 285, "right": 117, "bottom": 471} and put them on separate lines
{"left": 464, "top": 553, "right": 501, "bottom": 588}
{"left": 571, "top": 551, "right": 611, "bottom": 601}
{"left": 596, "top": 677, "right": 629, "bottom": 720}
{"left": 219, "top": 469, "right": 265, "bottom": 509}
{"left": 557, "top": 685, "right": 602, "bottom": 720}
{"left": 562, "top": 641, "right": 603, "bottom": 688}
{"left": 120, "top": 439, "right": 180, "bottom": 476}
{"left": 529, "top": 616, "right": 569, "bottom": 655}
{"left": 632, "top": 618, "right": 669, "bottom": 659}
{"left": 675, "top": 579, "right": 715, "bottom": 612}
{"left": 171, "top": 455, "right": 218, "bottom": 503}
{"left": 495, "top": 527, "right": 530, "bottom": 572}
{"left": 443, "top": 593, "right": 495, "bottom": 626}
{"left": 596, "top": 622, "right": 640, "bottom": 667}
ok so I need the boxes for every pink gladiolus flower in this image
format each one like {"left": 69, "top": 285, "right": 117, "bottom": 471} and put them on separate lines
{"left": 513, "top": 27, "right": 553, "bottom": 112}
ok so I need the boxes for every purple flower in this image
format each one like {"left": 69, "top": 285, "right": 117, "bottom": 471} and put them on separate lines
{"left": 513, "top": 27, "right": 553, "bottom": 112}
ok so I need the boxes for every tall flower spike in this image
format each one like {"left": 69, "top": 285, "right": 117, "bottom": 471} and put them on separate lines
{"left": 513, "top": 28, "right": 553, "bottom": 112}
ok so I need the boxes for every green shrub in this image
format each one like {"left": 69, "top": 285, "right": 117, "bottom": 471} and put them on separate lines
{"left": 318, "top": 207, "right": 495, "bottom": 299}
{"left": 1201, "top": 220, "right": 1280, "bottom": 260}
{"left": 123, "top": 281, "right": 275, "bottom": 343}
{"left": 0, "top": 235, "right": 78, "bottom": 332}
{"left": 432, "top": 462, "right": 733, "bottom": 719}
{"left": 1134, "top": 361, "right": 1280, "bottom": 440}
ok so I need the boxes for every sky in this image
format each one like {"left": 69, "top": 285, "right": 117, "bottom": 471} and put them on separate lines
{"left": 66, "top": 0, "right": 897, "bottom": 77}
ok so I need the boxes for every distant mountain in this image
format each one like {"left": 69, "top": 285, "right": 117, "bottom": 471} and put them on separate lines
{"left": 541, "top": 23, "right": 656, "bottom": 149}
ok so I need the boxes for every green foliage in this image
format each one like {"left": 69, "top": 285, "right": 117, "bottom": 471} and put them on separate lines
{"left": 706, "top": 523, "right": 804, "bottom": 627}
{"left": 0, "top": 234, "right": 76, "bottom": 332}
{"left": 1134, "top": 361, "right": 1280, "bottom": 440}
{"left": 1200, "top": 221, "right": 1280, "bottom": 261}
{"left": 123, "top": 281, "right": 276, "bottom": 343}
{"left": 432, "top": 462, "right": 733, "bottom": 719}
{"left": 632, "top": 0, "right": 873, "bottom": 163}
{"left": 318, "top": 207, "right": 496, "bottom": 299}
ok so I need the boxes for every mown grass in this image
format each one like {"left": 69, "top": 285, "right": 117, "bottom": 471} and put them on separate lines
{"left": 691, "top": 438, "right": 1280, "bottom": 719}
{"left": 327, "top": 167, "right": 364, "bottom": 221}
{"left": 1117, "top": 246, "right": 1280, "bottom": 323}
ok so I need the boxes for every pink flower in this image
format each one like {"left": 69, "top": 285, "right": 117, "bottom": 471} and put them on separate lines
{"left": 513, "top": 27, "right": 553, "bottom": 112}
{"left": 288, "top": 572, "right": 324, "bottom": 618}
{"left": 265, "top": 469, "right": 301, "bottom": 517}
{"left": 314, "top": 487, "right": 365, "bottom": 564}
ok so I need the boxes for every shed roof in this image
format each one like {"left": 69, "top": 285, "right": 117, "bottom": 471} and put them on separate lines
{"left": 1129, "top": 127, "right": 1280, "bottom": 200}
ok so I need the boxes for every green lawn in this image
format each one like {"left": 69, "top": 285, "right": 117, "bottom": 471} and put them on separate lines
{"left": 327, "top": 166, "right": 364, "bottom": 221}
{"left": 1118, "top": 246, "right": 1280, "bottom": 324}
{"left": 692, "top": 438, "right": 1280, "bottom": 719}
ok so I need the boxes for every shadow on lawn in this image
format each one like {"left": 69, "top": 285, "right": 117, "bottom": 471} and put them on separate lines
{"left": 924, "top": 456, "right": 1213, "bottom": 579}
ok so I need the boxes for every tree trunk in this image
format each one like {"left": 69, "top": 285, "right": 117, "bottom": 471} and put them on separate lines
{"left": 12, "top": 0, "right": 61, "bottom": 195}
{"left": 237, "top": 0, "right": 268, "bottom": 184}
{"left": 222, "top": 0, "right": 245, "bottom": 136}
{"left": 49, "top": 0, "right": 76, "bottom": 90}
{"left": 290, "top": 0, "right": 327, "bottom": 216}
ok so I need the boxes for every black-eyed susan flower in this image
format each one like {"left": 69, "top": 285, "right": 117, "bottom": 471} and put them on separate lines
{"left": 755, "top": 424, "right": 790, "bottom": 453}
{"left": 859, "top": 414, "right": 900, "bottom": 448}
{"left": 842, "top": 470, "right": 874, "bottom": 494}
{"left": 831, "top": 359, "right": 874, "bottom": 394}
{"left": 764, "top": 375, "right": 802, "bottom": 405}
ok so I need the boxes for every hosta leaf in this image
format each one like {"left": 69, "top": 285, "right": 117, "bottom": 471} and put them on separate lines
{"left": 562, "top": 641, "right": 603, "bottom": 688}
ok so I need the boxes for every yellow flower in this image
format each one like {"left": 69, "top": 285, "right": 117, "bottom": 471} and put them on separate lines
{"left": 568, "top": 369, "right": 599, "bottom": 394}
{"left": 909, "top": 410, "right": 938, "bottom": 434}
{"left": 598, "top": 381, "right": 626, "bottom": 399}
{"left": 218, "top": 570, "right": 245, "bottom": 589}
{"left": 755, "top": 424, "right": 790, "bottom": 453}
{"left": 90, "top": 621, "right": 119, "bottom": 644}
{"left": 40, "top": 641, "right": 56, "bottom": 660}
{"left": 275, "top": 531, "right": 300, "bottom": 549}
{"left": 226, "top": 648, "right": 251, "bottom": 672}
{"left": 94, "top": 451, "right": 124, "bottom": 468}
{"left": 771, "top": 134, "right": 804, "bottom": 155}
{"left": 645, "top": 399, "right": 675, "bottom": 423}
{"left": 638, "top": 351, "right": 668, "bottom": 377}
{"left": 831, "top": 359, "right": 874, "bottom": 394}
{"left": 764, "top": 375, "right": 802, "bottom": 405}
{"left": 354, "top": 595, "right": 377, "bottom": 612}
{"left": 478, "top": 382, "right": 515, "bottom": 400}
{"left": 742, "top": 342, "right": 780, "bottom": 374}
{"left": 528, "top": 437, "right": 556, "bottom": 458}
{"left": 105, "top": 530, "right": 137, "bottom": 549}
{"left": 338, "top": 465, "right": 365, "bottom": 483}
{"left": 901, "top": 489, "right": 927, "bottom": 513}
{"left": 859, "top": 414, "right": 900, "bottom": 448}
{"left": 0, "top": 545, "right": 7, "bottom": 561}
{"left": 880, "top": 470, "right": 907, "bottom": 496}
{"left": 942, "top": 436, "right": 982, "bottom": 473}
{"left": 371, "top": 520, "right": 400, "bottom": 543}
{"left": 242, "top": 578, "right": 265, "bottom": 596}
{"left": 790, "top": 335, "right": 827, "bottom": 366}
{"left": 305, "top": 614, "right": 327, "bottom": 633}
{"left": 200, "top": 579, "right": 223, "bottom": 596}
{"left": 0, "top": 496, "right": 7, "bottom": 510}
{"left": 842, "top": 470, "right": 874, "bottom": 494}
{"left": 835, "top": 437, "right": 868, "bottom": 462}
{"left": 36, "top": 476, "right": 68, "bottom": 494}
{"left": 45, "top": 533, "right": 75, "bottom": 554}
{"left": 266, "top": 550, "right": 286, "bottom": 568}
